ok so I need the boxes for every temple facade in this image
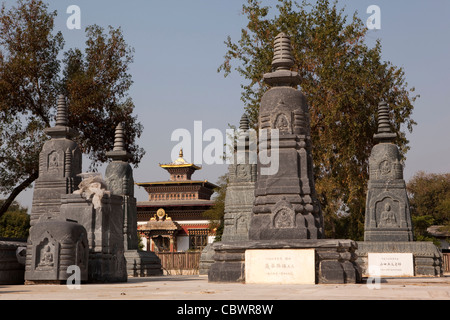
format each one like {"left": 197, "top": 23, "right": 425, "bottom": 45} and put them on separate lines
{"left": 136, "top": 150, "right": 218, "bottom": 253}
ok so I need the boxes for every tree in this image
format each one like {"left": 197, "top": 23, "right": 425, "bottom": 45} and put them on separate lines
{"left": 0, "top": 200, "right": 30, "bottom": 239}
{"left": 407, "top": 171, "right": 450, "bottom": 241}
{"left": 218, "top": 0, "right": 417, "bottom": 240}
{"left": 0, "top": 0, "right": 144, "bottom": 217}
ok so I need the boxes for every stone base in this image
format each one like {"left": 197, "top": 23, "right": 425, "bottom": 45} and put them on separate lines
{"left": 0, "top": 239, "right": 26, "bottom": 285}
{"left": 356, "top": 241, "right": 443, "bottom": 277}
{"left": 124, "top": 250, "right": 163, "bottom": 277}
{"left": 208, "top": 239, "right": 361, "bottom": 284}
{"left": 88, "top": 252, "right": 127, "bottom": 283}
{"left": 199, "top": 244, "right": 215, "bottom": 275}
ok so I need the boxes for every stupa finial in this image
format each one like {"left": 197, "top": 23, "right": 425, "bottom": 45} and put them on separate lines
{"left": 106, "top": 122, "right": 132, "bottom": 161}
{"left": 271, "top": 32, "right": 295, "bottom": 71}
{"left": 263, "top": 32, "right": 301, "bottom": 87}
{"left": 374, "top": 101, "right": 396, "bottom": 143}
{"left": 55, "top": 94, "right": 68, "bottom": 127}
{"left": 113, "top": 122, "right": 126, "bottom": 151}
{"left": 44, "top": 94, "right": 78, "bottom": 138}
{"left": 239, "top": 113, "right": 250, "bottom": 131}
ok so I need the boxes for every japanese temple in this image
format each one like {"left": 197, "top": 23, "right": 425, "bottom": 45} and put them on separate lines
{"left": 136, "top": 149, "right": 218, "bottom": 253}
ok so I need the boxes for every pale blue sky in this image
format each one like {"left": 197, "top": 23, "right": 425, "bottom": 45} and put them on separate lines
{"left": 11, "top": 0, "right": 450, "bottom": 209}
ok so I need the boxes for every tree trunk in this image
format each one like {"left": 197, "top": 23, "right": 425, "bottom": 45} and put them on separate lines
{"left": 0, "top": 171, "right": 38, "bottom": 219}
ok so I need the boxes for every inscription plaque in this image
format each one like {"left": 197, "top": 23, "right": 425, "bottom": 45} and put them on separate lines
{"left": 245, "top": 249, "right": 315, "bottom": 284}
{"left": 367, "top": 253, "right": 414, "bottom": 277}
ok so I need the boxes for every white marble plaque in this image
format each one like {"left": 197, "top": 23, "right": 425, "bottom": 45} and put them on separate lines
{"left": 367, "top": 253, "right": 414, "bottom": 277}
{"left": 245, "top": 249, "right": 315, "bottom": 284}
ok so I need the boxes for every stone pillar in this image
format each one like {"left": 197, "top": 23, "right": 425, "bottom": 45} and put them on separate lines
{"left": 199, "top": 114, "right": 257, "bottom": 275}
{"left": 222, "top": 113, "right": 257, "bottom": 242}
{"left": 104, "top": 123, "right": 162, "bottom": 277}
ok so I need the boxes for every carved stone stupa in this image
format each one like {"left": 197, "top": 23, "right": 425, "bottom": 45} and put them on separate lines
{"left": 356, "top": 102, "right": 443, "bottom": 277}
{"left": 250, "top": 32, "right": 323, "bottom": 240}
{"left": 208, "top": 33, "right": 360, "bottom": 284}
{"left": 29, "top": 95, "right": 82, "bottom": 227}
{"left": 363, "top": 101, "right": 413, "bottom": 241}
{"left": 25, "top": 95, "right": 89, "bottom": 284}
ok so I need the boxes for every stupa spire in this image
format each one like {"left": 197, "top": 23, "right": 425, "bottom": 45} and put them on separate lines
{"left": 113, "top": 122, "right": 126, "bottom": 151}
{"left": 44, "top": 94, "right": 78, "bottom": 139}
{"left": 239, "top": 113, "right": 250, "bottom": 131}
{"left": 55, "top": 95, "right": 68, "bottom": 127}
{"left": 272, "top": 32, "right": 295, "bottom": 71}
{"left": 374, "top": 101, "right": 396, "bottom": 143}
{"left": 263, "top": 32, "right": 301, "bottom": 87}
{"left": 106, "top": 122, "right": 132, "bottom": 161}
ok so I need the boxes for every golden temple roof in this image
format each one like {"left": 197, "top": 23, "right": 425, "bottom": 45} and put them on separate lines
{"left": 159, "top": 149, "right": 201, "bottom": 170}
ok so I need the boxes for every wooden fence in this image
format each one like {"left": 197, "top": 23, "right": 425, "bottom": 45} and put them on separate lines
{"left": 155, "top": 252, "right": 201, "bottom": 275}
{"left": 443, "top": 253, "right": 450, "bottom": 273}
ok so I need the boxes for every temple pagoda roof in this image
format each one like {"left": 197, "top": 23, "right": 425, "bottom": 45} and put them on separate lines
{"left": 159, "top": 149, "right": 201, "bottom": 171}
{"left": 136, "top": 180, "right": 218, "bottom": 189}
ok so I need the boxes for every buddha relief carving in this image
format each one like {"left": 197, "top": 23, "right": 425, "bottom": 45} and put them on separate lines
{"left": 47, "top": 151, "right": 59, "bottom": 171}
{"left": 379, "top": 203, "right": 397, "bottom": 228}
{"left": 36, "top": 238, "right": 56, "bottom": 271}
{"left": 274, "top": 113, "right": 291, "bottom": 134}
{"left": 272, "top": 198, "right": 296, "bottom": 229}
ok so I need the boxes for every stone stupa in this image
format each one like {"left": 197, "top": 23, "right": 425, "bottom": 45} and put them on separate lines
{"left": 356, "top": 102, "right": 443, "bottom": 277}
{"left": 208, "top": 33, "right": 361, "bottom": 284}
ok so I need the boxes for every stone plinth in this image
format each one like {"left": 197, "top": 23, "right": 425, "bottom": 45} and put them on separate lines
{"left": 60, "top": 193, "right": 127, "bottom": 283}
{"left": 199, "top": 243, "right": 215, "bottom": 275}
{"left": 124, "top": 250, "right": 163, "bottom": 277}
{"left": 24, "top": 219, "right": 88, "bottom": 284}
{"left": 0, "top": 239, "right": 27, "bottom": 284}
{"left": 356, "top": 241, "right": 443, "bottom": 277}
{"left": 208, "top": 239, "right": 361, "bottom": 284}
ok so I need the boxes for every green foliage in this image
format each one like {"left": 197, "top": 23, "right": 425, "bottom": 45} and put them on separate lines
{"left": 0, "top": 0, "right": 144, "bottom": 216}
{"left": 62, "top": 24, "right": 144, "bottom": 168}
{"left": 218, "top": 0, "right": 417, "bottom": 240}
{"left": 0, "top": 200, "right": 29, "bottom": 239}
{"left": 203, "top": 174, "right": 228, "bottom": 242}
{"left": 407, "top": 171, "right": 450, "bottom": 242}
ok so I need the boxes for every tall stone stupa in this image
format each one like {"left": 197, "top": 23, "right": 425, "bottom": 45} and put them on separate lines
{"left": 208, "top": 33, "right": 360, "bottom": 284}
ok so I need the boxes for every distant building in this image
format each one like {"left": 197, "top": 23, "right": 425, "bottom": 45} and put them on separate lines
{"left": 136, "top": 150, "right": 218, "bottom": 252}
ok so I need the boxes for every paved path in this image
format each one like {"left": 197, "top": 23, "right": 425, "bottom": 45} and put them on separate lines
{"left": 1, "top": 275, "right": 449, "bottom": 300}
